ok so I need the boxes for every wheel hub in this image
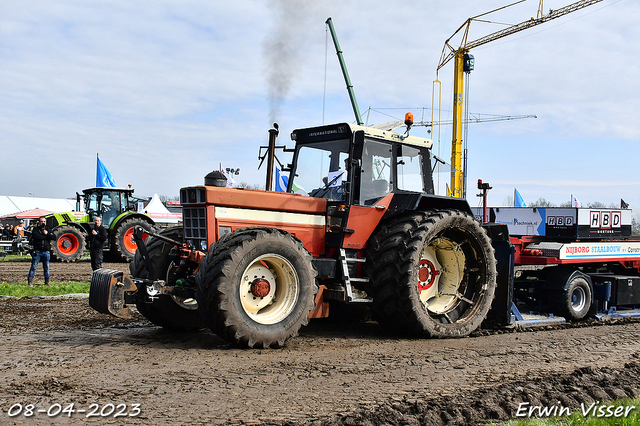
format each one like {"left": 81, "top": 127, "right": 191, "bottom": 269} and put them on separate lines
{"left": 239, "top": 254, "right": 299, "bottom": 324}
{"left": 571, "top": 287, "right": 586, "bottom": 311}
{"left": 418, "top": 239, "right": 466, "bottom": 315}
{"left": 251, "top": 278, "right": 271, "bottom": 298}
{"left": 61, "top": 239, "right": 71, "bottom": 249}
{"left": 418, "top": 259, "right": 440, "bottom": 291}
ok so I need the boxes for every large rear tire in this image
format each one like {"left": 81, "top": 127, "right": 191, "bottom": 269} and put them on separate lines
{"left": 365, "top": 210, "right": 497, "bottom": 338}
{"left": 114, "top": 218, "right": 153, "bottom": 262}
{"left": 51, "top": 225, "right": 86, "bottom": 262}
{"left": 195, "top": 227, "right": 318, "bottom": 348}
{"left": 130, "top": 226, "right": 205, "bottom": 331}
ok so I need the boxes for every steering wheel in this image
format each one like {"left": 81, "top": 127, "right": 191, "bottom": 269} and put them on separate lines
{"left": 310, "top": 171, "right": 345, "bottom": 198}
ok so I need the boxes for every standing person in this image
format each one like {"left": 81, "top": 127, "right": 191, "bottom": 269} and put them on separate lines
{"left": 27, "top": 216, "right": 56, "bottom": 287}
{"left": 87, "top": 216, "right": 108, "bottom": 271}
{"left": 14, "top": 220, "right": 25, "bottom": 237}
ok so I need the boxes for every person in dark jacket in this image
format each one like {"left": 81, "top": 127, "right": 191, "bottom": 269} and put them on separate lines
{"left": 87, "top": 216, "right": 108, "bottom": 271}
{"left": 2, "top": 224, "right": 13, "bottom": 240}
{"left": 27, "top": 216, "right": 56, "bottom": 287}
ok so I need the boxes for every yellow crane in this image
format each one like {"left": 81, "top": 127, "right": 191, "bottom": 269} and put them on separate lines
{"left": 436, "top": 0, "right": 604, "bottom": 198}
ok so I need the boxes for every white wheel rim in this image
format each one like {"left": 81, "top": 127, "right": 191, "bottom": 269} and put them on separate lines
{"left": 239, "top": 253, "right": 299, "bottom": 325}
{"left": 571, "top": 285, "right": 586, "bottom": 312}
{"left": 418, "top": 238, "right": 466, "bottom": 315}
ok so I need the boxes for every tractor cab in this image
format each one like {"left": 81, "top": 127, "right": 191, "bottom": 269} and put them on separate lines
{"left": 288, "top": 123, "right": 435, "bottom": 207}
{"left": 78, "top": 188, "right": 136, "bottom": 229}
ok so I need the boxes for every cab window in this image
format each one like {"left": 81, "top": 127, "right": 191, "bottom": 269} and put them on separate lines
{"left": 396, "top": 145, "right": 424, "bottom": 192}
{"left": 359, "top": 140, "right": 392, "bottom": 205}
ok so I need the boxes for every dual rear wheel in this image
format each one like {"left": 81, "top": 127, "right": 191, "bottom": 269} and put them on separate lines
{"left": 366, "top": 210, "right": 498, "bottom": 338}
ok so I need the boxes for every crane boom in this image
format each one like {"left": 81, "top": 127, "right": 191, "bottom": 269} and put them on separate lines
{"left": 368, "top": 113, "right": 537, "bottom": 131}
{"left": 437, "top": 0, "right": 604, "bottom": 198}
{"left": 438, "top": 0, "right": 604, "bottom": 71}
{"left": 326, "top": 17, "right": 364, "bottom": 126}
{"left": 468, "top": 0, "right": 604, "bottom": 49}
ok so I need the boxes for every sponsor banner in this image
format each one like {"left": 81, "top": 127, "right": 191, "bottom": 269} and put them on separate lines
{"left": 147, "top": 213, "right": 182, "bottom": 219}
{"left": 472, "top": 207, "right": 546, "bottom": 236}
{"left": 560, "top": 242, "right": 640, "bottom": 260}
{"left": 473, "top": 207, "right": 633, "bottom": 239}
{"left": 473, "top": 207, "right": 577, "bottom": 237}
{"left": 544, "top": 208, "right": 576, "bottom": 238}
{"left": 577, "top": 209, "right": 632, "bottom": 239}
{"left": 577, "top": 209, "right": 632, "bottom": 226}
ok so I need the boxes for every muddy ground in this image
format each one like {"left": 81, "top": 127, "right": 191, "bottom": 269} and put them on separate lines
{"left": 1, "top": 261, "right": 640, "bottom": 425}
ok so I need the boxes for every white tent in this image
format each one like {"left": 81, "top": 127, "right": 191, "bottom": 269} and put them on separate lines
{"left": 0, "top": 196, "right": 76, "bottom": 217}
{"left": 143, "top": 194, "right": 182, "bottom": 224}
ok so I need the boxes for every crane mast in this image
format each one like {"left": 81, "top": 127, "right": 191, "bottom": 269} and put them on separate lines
{"left": 437, "top": 0, "right": 604, "bottom": 198}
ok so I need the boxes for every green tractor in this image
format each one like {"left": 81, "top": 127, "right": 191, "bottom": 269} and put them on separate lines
{"left": 45, "top": 187, "right": 155, "bottom": 262}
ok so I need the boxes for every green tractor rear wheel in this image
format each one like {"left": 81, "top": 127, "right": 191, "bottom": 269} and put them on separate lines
{"left": 114, "top": 218, "right": 153, "bottom": 262}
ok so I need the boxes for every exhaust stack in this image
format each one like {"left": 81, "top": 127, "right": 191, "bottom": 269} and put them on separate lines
{"left": 265, "top": 124, "right": 279, "bottom": 191}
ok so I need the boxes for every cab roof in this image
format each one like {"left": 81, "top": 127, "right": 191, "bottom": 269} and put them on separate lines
{"left": 82, "top": 187, "right": 135, "bottom": 194}
{"left": 291, "top": 122, "right": 432, "bottom": 150}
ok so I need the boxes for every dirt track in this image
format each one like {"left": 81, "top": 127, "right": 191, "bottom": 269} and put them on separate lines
{"left": 1, "top": 261, "right": 640, "bottom": 425}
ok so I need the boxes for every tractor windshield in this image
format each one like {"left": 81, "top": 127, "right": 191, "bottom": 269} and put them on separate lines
{"left": 291, "top": 139, "right": 350, "bottom": 202}
{"left": 85, "top": 190, "right": 126, "bottom": 228}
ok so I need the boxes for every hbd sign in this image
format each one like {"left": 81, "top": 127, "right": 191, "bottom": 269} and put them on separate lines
{"left": 590, "top": 211, "right": 621, "bottom": 229}
{"left": 548, "top": 216, "right": 574, "bottom": 226}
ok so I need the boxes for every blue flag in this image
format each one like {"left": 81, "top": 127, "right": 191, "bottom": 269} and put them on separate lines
{"left": 96, "top": 155, "right": 117, "bottom": 187}
{"left": 514, "top": 188, "right": 526, "bottom": 207}
{"left": 275, "top": 167, "right": 288, "bottom": 192}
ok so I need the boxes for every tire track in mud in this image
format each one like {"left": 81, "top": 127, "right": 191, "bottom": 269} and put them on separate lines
{"left": 310, "top": 361, "right": 640, "bottom": 426}
{"left": 2, "top": 260, "right": 640, "bottom": 425}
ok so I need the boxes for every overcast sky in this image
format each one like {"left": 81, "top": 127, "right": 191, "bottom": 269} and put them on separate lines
{"left": 1, "top": 0, "right": 638, "bottom": 214}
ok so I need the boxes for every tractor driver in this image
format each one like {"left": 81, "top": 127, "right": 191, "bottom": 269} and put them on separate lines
{"left": 310, "top": 155, "right": 349, "bottom": 201}
{"left": 101, "top": 193, "right": 120, "bottom": 228}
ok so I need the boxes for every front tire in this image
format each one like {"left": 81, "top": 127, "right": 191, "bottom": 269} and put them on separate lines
{"left": 195, "top": 227, "right": 318, "bottom": 348}
{"left": 130, "top": 226, "right": 205, "bottom": 331}
{"left": 366, "top": 210, "right": 497, "bottom": 338}
{"left": 114, "top": 218, "right": 153, "bottom": 262}
{"left": 51, "top": 225, "right": 86, "bottom": 262}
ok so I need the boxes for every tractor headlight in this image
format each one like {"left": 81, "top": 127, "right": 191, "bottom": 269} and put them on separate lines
{"left": 200, "top": 240, "right": 208, "bottom": 251}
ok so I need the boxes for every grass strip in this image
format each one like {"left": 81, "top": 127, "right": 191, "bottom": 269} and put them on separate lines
{"left": 0, "top": 281, "right": 89, "bottom": 297}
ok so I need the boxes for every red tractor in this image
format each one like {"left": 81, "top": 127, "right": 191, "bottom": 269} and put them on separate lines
{"left": 90, "top": 122, "right": 500, "bottom": 348}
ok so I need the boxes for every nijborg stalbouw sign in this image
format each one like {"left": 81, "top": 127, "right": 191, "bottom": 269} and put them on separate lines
{"left": 560, "top": 241, "right": 640, "bottom": 260}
